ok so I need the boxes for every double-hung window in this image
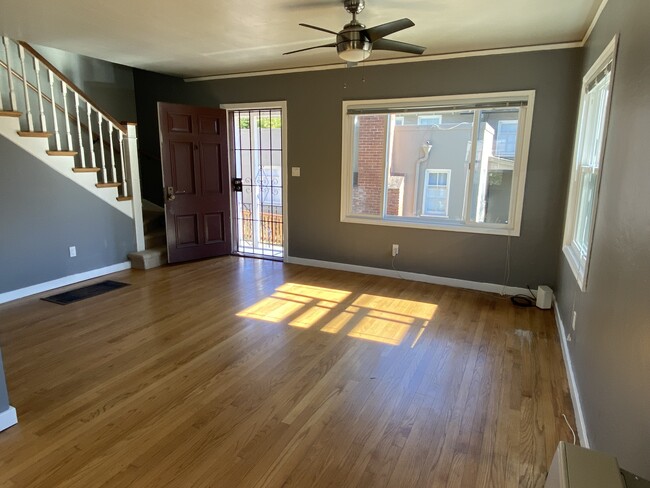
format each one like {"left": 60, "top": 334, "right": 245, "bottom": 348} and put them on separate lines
{"left": 563, "top": 37, "right": 617, "bottom": 290}
{"left": 422, "top": 170, "right": 451, "bottom": 217}
{"left": 341, "top": 91, "right": 535, "bottom": 235}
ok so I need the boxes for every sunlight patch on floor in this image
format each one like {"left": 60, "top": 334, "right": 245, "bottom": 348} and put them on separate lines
{"left": 237, "top": 283, "right": 438, "bottom": 346}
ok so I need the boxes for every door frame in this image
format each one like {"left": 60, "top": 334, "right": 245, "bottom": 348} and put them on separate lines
{"left": 220, "top": 101, "right": 289, "bottom": 260}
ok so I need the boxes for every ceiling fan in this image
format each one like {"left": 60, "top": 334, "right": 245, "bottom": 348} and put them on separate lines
{"left": 283, "top": 0, "right": 426, "bottom": 63}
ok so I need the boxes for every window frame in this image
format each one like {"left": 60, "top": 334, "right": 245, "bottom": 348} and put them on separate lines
{"left": 562, "top": 36, "right": 618, "bottom": 291}
{"left": 340, "top": 91, "right": 536, "bottom": 236}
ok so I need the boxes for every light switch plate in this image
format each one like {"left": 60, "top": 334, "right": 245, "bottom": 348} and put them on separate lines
{"left": 291, "top": 167, "right": 301, "bottom": 177}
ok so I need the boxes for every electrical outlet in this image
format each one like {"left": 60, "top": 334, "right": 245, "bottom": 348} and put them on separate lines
{"left": 69, "top": 246, "right": 77, "bottom": 258}
{"left": 571, "top": 311, "right": 577, "bottom": 331}
{"left": 392, "top": 244, "right": 399, "bottom": 257}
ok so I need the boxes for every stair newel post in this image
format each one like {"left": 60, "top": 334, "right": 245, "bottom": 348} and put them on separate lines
{"left": 2, "top": 37, "right": 17, "bottom": 111}
{"left": 97, "top": 112, "right": 107, "bottom": 183}
{"left": 124, "top": 123, "right": 145, "bottom": 251}
{"left": 17, "top": 44, "right": 33, "bottom": 131}
{"left": 62, "top": 84, "right": 73, "bottom": 151}
{"left": 109, "top": 125, "right": 117, "bottom": 185}
{"left": 33, "top": 58, "right": 47, "bottom": 133}
{"left": 74, "top": 92, "right": 86, "bottom": 167}
{"left": 86, "top": 101, "right": 96, "bottom": 169}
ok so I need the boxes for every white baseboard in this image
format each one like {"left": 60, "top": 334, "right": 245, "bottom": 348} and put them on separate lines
{"left": 553, "top": 300, "right": 590, "bottom": 448}
{"left": 284, "top": 256, "right": 530, "bottom": 296}
{"left": 0, "top": 262, "right": 132, "bottom": 305}
{"left": 0, "top": 406, "right": 17, "bottom": 432}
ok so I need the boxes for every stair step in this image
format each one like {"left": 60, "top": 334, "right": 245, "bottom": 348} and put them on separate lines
{"left": 72, "top": 167, "right": 101, "bottom": 173}
{"left": 143, "top": 210, "right": 165, "bottom": 234}
{"left": 17, "top": 131, "right": 52, "bottom": 138}
{"left": 145, "top": 229, "right": 167, "bottom": 249}
{"left": 0, "top": 111, "right": 21, "bottom": 117}
{"left": 47, "top": 150, "right": 78, "bottom": 156}
{"left": 128, "top": 246, "right": 167, "bottom": 270}
{"left": 116, "top": 196, "right": 133, "bottom": 202}
{"left": 96, "top": 182, "right": 121, "bottom": 188}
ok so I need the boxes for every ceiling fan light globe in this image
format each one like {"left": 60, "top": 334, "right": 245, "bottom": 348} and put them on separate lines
{"left": 337, "top": 40, "right": 372, "bottom": 62}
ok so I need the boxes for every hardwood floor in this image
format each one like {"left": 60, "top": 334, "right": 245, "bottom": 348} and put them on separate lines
{"left": 0, "top": 257, "right": 576, "bottom": 487}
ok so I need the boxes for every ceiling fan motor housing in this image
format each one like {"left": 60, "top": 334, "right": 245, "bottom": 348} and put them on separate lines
{"left": 337, "top": 28, "right": 372, "bottom": 61}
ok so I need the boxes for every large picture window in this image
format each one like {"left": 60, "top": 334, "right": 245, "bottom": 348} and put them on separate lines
{"left": 562, "top": 37, "right": 617, "bottom": 290}
{"left": 341, "top": 91, "right": 535, "bottom": 235}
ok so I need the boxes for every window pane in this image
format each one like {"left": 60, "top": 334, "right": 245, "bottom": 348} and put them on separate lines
{"left": 574, "top": 171, "right": 597, "bottom": 256}
{"left": 388, "top": 111, "right": 473, "bottom": 220}
{"left": 470, "top": 109, "right": 519, "bottom": 224}
{"left": 351, "top": 114, "right": 388, "bottom": 216}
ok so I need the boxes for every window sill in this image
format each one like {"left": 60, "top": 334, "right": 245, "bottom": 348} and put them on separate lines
{"left": 341, "top": 215, "right": 520, "bottom": 236}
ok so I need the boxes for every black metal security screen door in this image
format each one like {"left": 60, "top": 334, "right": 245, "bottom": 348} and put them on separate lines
{"left": 230, "top": 108, "right": 284, "bottom": 259}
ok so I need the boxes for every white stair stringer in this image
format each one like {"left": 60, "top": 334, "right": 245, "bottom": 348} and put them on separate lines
{"left": 0, "top": 116, "right": 132, "bottom": 217}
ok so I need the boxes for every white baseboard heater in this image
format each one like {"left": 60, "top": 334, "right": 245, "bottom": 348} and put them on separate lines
{"left": 545, "top": 442, "right": 649, "bottom": 488}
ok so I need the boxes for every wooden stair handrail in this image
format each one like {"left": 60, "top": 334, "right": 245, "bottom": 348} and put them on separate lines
{"left": 19, "top": 41, "right": 128, "bottom": 134}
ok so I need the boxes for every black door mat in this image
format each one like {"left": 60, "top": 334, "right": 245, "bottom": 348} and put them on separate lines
{"left": 42, "top": 280, "right": 129, "bottom": 305}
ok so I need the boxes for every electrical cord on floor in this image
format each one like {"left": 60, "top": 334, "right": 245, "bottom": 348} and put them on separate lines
{"left": 562, "top": 413, "right": 577, "bottom": 445}
{"left": 509, "top": 283, "right": 540, "bottom": 307}
{"left": 391, "top": 255, "right": 407, "bottom": 280}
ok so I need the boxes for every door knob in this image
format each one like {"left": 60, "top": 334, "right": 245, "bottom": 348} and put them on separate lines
{"left": 166, "top": 186, "right": 176, "bottom": 201}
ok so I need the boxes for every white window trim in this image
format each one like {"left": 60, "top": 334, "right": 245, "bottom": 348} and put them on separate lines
{"left": 340, "top": 91, "right": 536, "bottom": 236}
{"left": 422, "top": 169, "right": 451, "bottom": 217}
{"left": 562, "top": 36, "right": 618, "bottom": 291}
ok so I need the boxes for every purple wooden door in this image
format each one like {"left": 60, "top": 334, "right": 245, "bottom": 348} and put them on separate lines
{"left": 158, "top": 102, "right": 231, "bottom": 264}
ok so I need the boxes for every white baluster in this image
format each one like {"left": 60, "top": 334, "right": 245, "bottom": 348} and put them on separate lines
{"left": 97, "top": 112, "right": 106, "bottom": 183}
{"left": 118, "top": 130, "right": 128, "bottom": 197}
{"left": 62, "top": 84, "right": 73, "bottom": 151}
{"left": 47, "top": 70, "right": 60, "bottom": 150}
{"left": 18, "top": 44, "right": 33, "bottom": 131}
{"left": 86, "top": 101, "right": 96, "bottom": 169}
{"left": 74, "top": 92, "right": 86, "bottom": 167}
{"left": 34, "top": 58, "right": 47, "bottom": 132}
{"left": 18, "top": 44, "right": 34, "bottom": 132}
{"left": 2, "top": 37, "right": 17, "bottom": 111}
{"left": 108, "top": 125, "right": 117, "bottom": 184}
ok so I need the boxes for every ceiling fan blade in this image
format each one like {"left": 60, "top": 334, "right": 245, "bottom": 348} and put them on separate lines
{"left": 283, "top": 43, "right": 337, "bottom": 55}
{"left": 299, "top": 23, "right": 339, "bottom": 36}
{"left": 372, "top": 38, "right": 425, "bottom": 55}
{"left": 364, "top": 18, "right": 415, "bottom": 42}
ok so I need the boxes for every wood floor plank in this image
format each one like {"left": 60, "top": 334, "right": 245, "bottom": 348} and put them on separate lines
{"left": 0, "top": 257, "right": 576, "bottom": 487}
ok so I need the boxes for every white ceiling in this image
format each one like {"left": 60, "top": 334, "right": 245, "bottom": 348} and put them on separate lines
{"left": 0, "top": 0, "right": 602, "bottom": 78}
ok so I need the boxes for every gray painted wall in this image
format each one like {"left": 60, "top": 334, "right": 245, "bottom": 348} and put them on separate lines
{"left": 555, "top": 0, "right": 650, "bottom": 478}
{"left": 134, "top": 48, "right": 582, "bottom": 288}
{"left": 0, "top": 136, "right": 136, "bottom": 293}
{"left": 32, "top": 44, "right": 137, "bottom": 123}
{"left": 0, "top": 348, "right": 9, "bottom": 413}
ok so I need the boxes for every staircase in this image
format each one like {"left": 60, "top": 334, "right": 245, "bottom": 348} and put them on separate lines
{"left": 128, "top": 202, "right": 168, "bottom": 269}
{"left": 0, "top": 36, "right": 144, "bottom": 249}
